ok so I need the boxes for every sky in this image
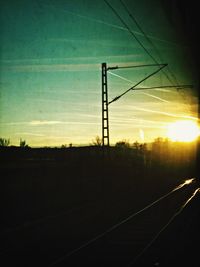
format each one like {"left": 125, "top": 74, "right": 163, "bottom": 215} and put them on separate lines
{"left": 0, "top": 0, "right": 199, "bottom": 147}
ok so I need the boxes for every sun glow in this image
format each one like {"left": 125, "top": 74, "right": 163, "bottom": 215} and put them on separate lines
{"left": 167, "top": 120, "right": 200, "bottom": 142}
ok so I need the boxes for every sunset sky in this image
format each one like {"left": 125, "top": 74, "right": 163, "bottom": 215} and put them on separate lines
{"left": 0, "top": 0, "right": 199, "bottom": 147}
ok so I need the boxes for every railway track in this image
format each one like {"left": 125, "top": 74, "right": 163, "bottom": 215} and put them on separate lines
{"left": 49, "top": 178, "right": 199, "bottom": 267}
{"left": 0, "top": 178, "right": 199, "bottom": 267}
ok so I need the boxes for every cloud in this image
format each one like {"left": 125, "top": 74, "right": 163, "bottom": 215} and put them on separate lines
{"left": 0, "top": 114, "right": 102, "bottom": 128}
{"left": 108, "top": 71, "right": 134, "bottom": 84}
{"left": 41, "top": 135, "right": 70, "bottom": 140}
{"left": 1, "top": 59, "right": 145, "bottom": 73}
{"left": 14, "top": 132, "right": 45, "bottom": 137}
{"left": 49, "top": 38, "right": 139, "bottom": 49}
{"left": 107, "top": 71, "right": 172, "bottom": 103}
{"left": 1, "top": 63, "right": 100, "bottom": 73}
{"left": 29, "top": 120, "right": 101, "bottom": 126}
{"left": 0, "top": 122, "right": 27, "bottom": 126}
{"left": 79, "top": 113, "right": 101, "bottom": 119}
{"left": 29, "top": 120, "right": 62, "bottom": 126}
{"left": 110, "top": 121, "right": 166, "bottom": 129}
{"left": 1, "top": 60, "right": 140, "bottom": 73}
{"left": 141, "top": 92, "right": 170, "bottom": 103}
{"left": 44, "top": 3, "right": 184, "bottom": 47}
{"left": 154, "top": 88, "right": 172, "bottom": 93}
{"left": 139, "top": 129, "right": 145, "bottom": 141}
{"left": 0, "top": 55, "right": 141, "bottom": 65}
{"left": 110, "top": 116, "right": 168, "bottom": 126}
{"left": 128, "top": 106, "right": 198, "bottom": 120}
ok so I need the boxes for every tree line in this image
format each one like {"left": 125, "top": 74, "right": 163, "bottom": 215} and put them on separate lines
{"left": 0, "top": 138, "right": 29, "bottom": 148}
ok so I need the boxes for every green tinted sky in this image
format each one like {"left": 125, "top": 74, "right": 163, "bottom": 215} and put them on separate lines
{"left": 0, "top": 0, "right": 198, "bottom": 146}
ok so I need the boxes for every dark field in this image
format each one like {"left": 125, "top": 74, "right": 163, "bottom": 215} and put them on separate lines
{"left": 0, "top": 146, "right": 199, "bottom": 266}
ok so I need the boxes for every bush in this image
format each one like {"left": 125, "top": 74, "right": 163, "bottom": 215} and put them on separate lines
{"left": 0, "top": 138, "right": 10, "bottom": 147}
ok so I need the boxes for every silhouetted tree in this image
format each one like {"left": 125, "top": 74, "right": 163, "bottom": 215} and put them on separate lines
{"left": 115, "top": 140, "right": 130, "bottom": 149}
{"left": 91, "top": 136, "right": 102, "bottom": 146}
{"left": 61, "top": 144, "right": 67, "bottom": 148}
{"left": 133, "top": 141, "right": 140, "bottom": 150}
{"left": 20, "top": 138, "right": 29, "bottom": 148}
{"left": 139, "top": 143, "right": 147, "bottom": 152}
{"left": 0, "top": 138, "right": 10, "bottom": 147}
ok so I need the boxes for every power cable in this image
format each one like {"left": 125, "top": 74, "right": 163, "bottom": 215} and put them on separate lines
{"left": 103, "top": 0, "right": 160, "bottom": 65}
{"left": 119, "top": 0, "right": 180, "bottom": 87}
{"left": 108, "top": 64, "right": 167, "bottom": 104}
{"left": 120, "top": 0, "right": 163, "bottom": 62}
{"left": 120, "top": 0, "right": 197, "bottom": 115}
{"left": 104, "top": 0, "right": 194, "bottom": 114}
{"left": 103, "top": 0, "right": 175, "bottom": 86}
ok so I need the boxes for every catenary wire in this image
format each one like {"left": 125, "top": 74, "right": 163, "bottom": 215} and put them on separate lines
{"left": 108, "top": 64, "right": 167, "bottom": 104}
{"left": 103, "top": 0, "right": 175, "bottom": 86}
{"left": 104, "top": 0, "right": 194, "bottom": 113}
{"left": 119, "top": 0, "right": 180, "bottom": 87}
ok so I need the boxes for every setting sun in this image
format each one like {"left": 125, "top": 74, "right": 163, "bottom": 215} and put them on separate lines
{"left": 167, "top": 120, "right": 200, "bottom": 142}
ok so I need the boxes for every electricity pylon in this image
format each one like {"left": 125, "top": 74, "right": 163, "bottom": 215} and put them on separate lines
{"left": 102, "top": 63, "right": 110, "bottom": 147}
{"left": 101, "top": 62, "right": 192, "bottom": 148}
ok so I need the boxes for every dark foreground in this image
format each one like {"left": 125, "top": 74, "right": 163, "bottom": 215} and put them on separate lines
{"left": 0, "top": 147, "right": 199, "bottom": 266}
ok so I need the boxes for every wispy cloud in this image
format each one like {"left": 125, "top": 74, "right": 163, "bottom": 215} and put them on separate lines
{"left": 14, "top": 132, "right": 45, "bottom": 137}
{"left": 0, "top": 120, "right": 102, "bottom": 128}
{"left": 110, "top": 116, "right": 168, "bottom": 126}
{"left": 29, "top": 120, "right": 62, "bottom": 126}
{"left": 141, "top": 92, "right": 170, "bottom": 103}
{"left": 0, "top": 55, "right": 140, "bottom": 65}
{"left": 49, "top": 38, "right": 139, "bottom": 49}
{"left": 108, "top": 71, "right": 172, "bottom": 103}
{"left": 79, "top": 113, "right": 101, "bottom": 119}
{"left": 0, "top": 122, "right": 27, "bottom": 126}
{"left": 128, "top": 106, "right": 198, "bottom": 120}
{"left": 108, "top": 71, "right": 134, "bottom": 84}
{"left": 110, "top": 116, "right": 167, "bottom": 129}
{"left": 1, "top": 60, "right": 144, "bottom": 73}
{"left": 111, "top": 121, "right": 166, "bottom": 129}
{"left": 42, "top": 135, "right": 70, "bottom": 140}
{"left": 44, "top": 3, "right": 184, "bottom": 47}
{"left": 134, "top": 85, "right": 173, "bottom": 93}
{"left": 154, "top": 88, "right": 172, "bottom": 93}
{"left": 139, "top": 129, "right": 145, "bottom": 141}
{"left": 29, "top": 120, "right": 101, "bottom": 126}
{"left": 1, "top": 63, "right": 100, "bottom": 73}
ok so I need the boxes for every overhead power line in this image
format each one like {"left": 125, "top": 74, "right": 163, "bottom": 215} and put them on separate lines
{"left": 103, "top": 0, "right": 179, "bottom": 87}
{"left": 108, "top": 70, "right": 193, "bottom": 90}
{"left": 108, "top": 64, "right": 167, "bottom": 105}
{"left": 119, "top": 0, "right": 180, "bottom": 87}
{"left": 107, "top": 63, "right": 166, "bottom": 70}
{"left": 103, "top": 0, "right": 158, "bottom": 64}
{"left": 133, "top": 85, "right": 193, "bottom": 90}
{"left": 119, "top": 0, "right": 163, "bottom": 61}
